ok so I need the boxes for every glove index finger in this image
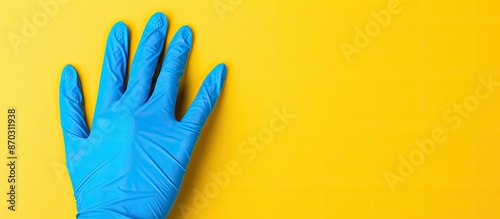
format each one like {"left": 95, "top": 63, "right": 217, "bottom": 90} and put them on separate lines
{"left": 181, "top": 63, "right": 227, "bottom": 128}
{"left": 59, "top": 65, "right": 90, "bottom": 140}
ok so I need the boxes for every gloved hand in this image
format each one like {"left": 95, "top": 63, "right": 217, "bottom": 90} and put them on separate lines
{"left": 58, "top": 12, "right": 226, "bottom": 218}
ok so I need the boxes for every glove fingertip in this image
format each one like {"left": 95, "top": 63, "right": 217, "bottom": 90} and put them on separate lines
{"left": 213, "top": 63, "right": 227, "bottom": 95}
{"left": 149, "top": 12, "right": 168, "bottom": 30}
{"left": 178, "top": 25, "right": 193, "bottom": 46}
{"left": 198, "top": 63, "right": 226, "bottom": 106}
{"left": 60, "top": 64, "right": 83, "bottom": 108}
{"left": 180, "top": 24, "right": 192, "bottom": 32}
{"left": 111, "top": 21, "right": 129, "bottom": 45}
{"left": 60, "top": 64, "right": 78, "bottom": 90}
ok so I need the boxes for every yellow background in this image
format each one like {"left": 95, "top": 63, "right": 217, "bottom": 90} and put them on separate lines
{"left": 1, "top": 0, "right": 500, "bottom": 218}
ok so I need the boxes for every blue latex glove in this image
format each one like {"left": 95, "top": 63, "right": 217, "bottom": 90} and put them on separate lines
{"left": 58, "top": 12, "right": 226, "bottom": 218}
